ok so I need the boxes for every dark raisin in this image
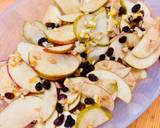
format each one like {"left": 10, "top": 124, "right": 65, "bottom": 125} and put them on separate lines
{"left": 88, "top": 74, "right": 98, "bottom": 81}
{"left": 58, "top": 94, "right": 67, "bottom": 100}
{"left": 132, "top": 16, "right": 143, "bottom": 23}
{"left": 56, "top": 103, "right": 63, "bottom": 113}
{"left": 80, "top": 62, "right": 95, "bottom": 76}
{"left": 80, "top": 52, "right": 87, "bottom": 58}
{"left": 119, "top": 36, "right": 127, "bottom": 43}
{"left": 38, "top": 37, "right": 48, "bottom": 46}
{"left": 99, "top": 54, "right": 106, "bottom": 61}
{"left": 61, "top": 85, "right": 69, "bottom": 92}
{"left": 129, "top": 47, "right": 134, "bottom": 50}
{"left": 35, "top": 82, "right": 43, "bottom": 91}
{"left": 132, "top": 4, "right": 141, "bottom": 13}
{"left": 4, "top": 92, "right": 14, "bottom": 99}
{"left": 64, "top": 115, "right": 75, "bottom": 127}
{"left": 110, "top": 56, "right": 116, "bottom": 61}
{"left": 106, "top": 47, "right": 114, "bottom": 57}
{"left": 122, "top": 26, "right": 130, "bottom": 33}
{"left": 117, "top": 58, "right": 123, "bottom": 63}
{"left": 77, "top": 103, "right": 86, "bottom": 111}
{"left": 84, "top": 97, "right": 95, "bottom": 105}
{"left": 42, "top": 80, "right": 51, "bottom": 90}
{"left": 46, "top": 22, "right": 59, "bottom": 29}
{"left": 119, "top": 7, "right": 127, "bottom": 16}
{"left": 54, "top": 114, "right": 65, "bottom": 126}
{"left": 159, "top": 56, "right": 160, "bottom": 60}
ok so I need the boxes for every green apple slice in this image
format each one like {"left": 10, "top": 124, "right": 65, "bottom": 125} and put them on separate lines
{"left": 29, "top": 50, "right": 81, "bottom": 80}
{"left": 80, "top": 0, "right": 108, "bottom": 13}
{"left": 42, "top": 5, "right": 61, "bottom": 25}
{"left": 55, "top": 0, "right": 80, "bottom": 14}
{"left": 75, "top": 105, "right": 112, "bottom": 128}
{"left": 59, "top": 13, "right": 83, "bottom": 23}
{"left": 39, "top": 82, "right": 57, "bottom": 122}
{"left": 64, "top": 77, "right": 114, "bottom": 111}
{"left": 0, "top": 96, "right": 42, "bottom": 128}
{"left": 8, "top": 53, "right": 41, "bottom": 93}
{"left": 46, "top": 24, "right": 76, "bottom": 45}
{"left": 45, "top": 111, "right": 58, "bottom": 128}
{"left": 89, "top": 70, "right": 132, "bottom": 103}
{"left": 44, "top": 44, "right": 74, "bottom": 54}
{"left": 95, "top": 60, "right": 131, "bottom": 78}
{"left": 124, "top": 47, "right": 160, "bottom": 69}
{"left": 132, "top": 18, "right": 160, "bottom": 58}
{"left": 23, "top": 22, "right": 46, "bottom": 45}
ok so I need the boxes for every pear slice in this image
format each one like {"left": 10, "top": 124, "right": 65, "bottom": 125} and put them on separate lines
{"left": 80, "top": 0, "right": 108, "bottom": 13}
{"left": 89, "top": 70, "right": 132, "bottom": 103}
{"left": 95, "top": 60, "right": 131, "bottom": 78}
{"left": 0, "top": 96, "right": 42, "bottom": 128}
{"left": 29, "top": 50, "right": 81, "bottom": 80}
{"left": 7, "top": 53, "right": 41, "bottom": 93}
{"left": 59, "top": 13, "right": 82, "bottom": 23}
{"left": 42, "top": 5, "right": 61, "bottom": 25}
{"left": 68, "top": 94, "right": 81, "bottom": 111}
{"left": 39, "top": 82, "right": 57, "bottom": 122}
{"left": 132, "top": 18, "right": 160, "bottom": 58}
{"left": 124, "top": 47, "right": 160, "bottom": 69}
{"left": 75, "top": 105, "right": 112, "bottom": 128}
{"left": 44, "top": 44, "right": 74, "bottom": 54}
{"left": 23, "top": 22, "right": 46, "bottom": 45}
{"left": 64, "top": 77, "right": 114, "bottom": 111}
{"left": 45, "top": 111, "right": 58, "bottom": 128}
{"left": 46, "top": 24, "right": 76, "bottom": 45}
{"left": 55, "top": 0, "right": 80, "bottom": 14}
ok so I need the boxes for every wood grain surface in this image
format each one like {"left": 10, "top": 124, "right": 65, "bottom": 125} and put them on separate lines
{"left": 0, "top": 1, "right": 160, "bottom": 128}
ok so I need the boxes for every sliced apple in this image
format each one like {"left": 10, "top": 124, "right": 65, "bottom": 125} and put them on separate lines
{"left": 45, "top": 111, "right": 58, "bottom": 128}
{"left": 124, "top": 47, "right": 160, "bottom": 69}
{"left": 46, "top": 24, "right": 76, "bottom": 45}
{"left": 75, "top": 105, "right": 112, "bottom": 128}
{"left": 33, "top": 21, "right": 48, "bottom": 32}
{"left": 0, "top": 64, "right": 16, "bottom": 95}
{"left": 95, "top": 60, "right": 131, "bottom": 78}
{"left": 44, "top": 44, "right": 74, "bottom": 54}
{"left": 29, "top": 50, "right": 81, "bottom": 80}
{"left": 0, "top": 96, "right": 42, "bottom": 128}
{"left": 132, "top": 18, "right": 160, "bottom": 58}
{"left": 68, "top": 94, "right": 81, "bottom": 111}
{"left": 59, "top": 13, "right": 82, "bottom": 23}
{"left": 42, "top": 5, "right": 61, "bottom": 25}
{"left": 8, "top": 53, "right": 41, "bottom": 93}
{"left": 55, "top": 0, "right": 80, "bottom": 14}
{"left": 17, "top": 42, "right": 43, "bottom": 63}
{"left": 39, "top": 82, "right": 57, "bottom": 122}
{"left": 64, "top": 77, "right": 114, "bottom": 111}
{"left": 23, "top": 22, "right": 46, "bottom": 45}
{"left": 89, "top": 70, "right": 132, "bottom": 103}
{"left": 80, "top": 0, "right": 108, "bottom": 13}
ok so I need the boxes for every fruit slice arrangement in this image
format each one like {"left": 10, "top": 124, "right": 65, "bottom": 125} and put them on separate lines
{"left": 0, "top": 0, "right": 160, "bottom": 128}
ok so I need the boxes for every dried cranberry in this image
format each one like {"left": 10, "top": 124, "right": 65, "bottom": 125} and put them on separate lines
{"left": 4, "top": 92, "right": 14, "bottom": 99}
{"left": 35, "top": 82, "right": 43, "bottom": 91}
{"left": 119, "top": 36, "right": 127, "bottom": 43}
{"left": 58, "top": 94, "right": 67, "bottom": 100}
{"left": 110, "top": 56, "right": 116, "bottom": 61}
{"left": 84, "top": 98, "right": 95, "bottom": 105}
{"left": 99, "top": 54, "right": 106, "bottom": 61}
{"left": 119, "top": 7, "right": 127, "bottom": 16}
{"left": 77, "top": 103, "right": 86, "bottom": 111}
{"left": 56, "top": 103, "right": 63, "bottom": 113}
{"left": 88, "top": 74, "right": 98, "bottom": 82}
{"left": 54, "top": 114, "right": 64, "bottom": 126}
{"left": 132, "top": 4, "right": 141, "bottom": 13}
{"left": 42, "top": 80, "right": 51, "bottom": 90}
{"left": 61, "top": 85, "right": 69, "bottom": 92}
{"left": 106, "top": 47, "right": 114, "bottom": 57}
{"left": 122, "top": 26, "right": 130, "bottom": 33}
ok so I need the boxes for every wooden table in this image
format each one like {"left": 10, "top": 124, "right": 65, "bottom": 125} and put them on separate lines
{"left": 0, "top": 1, "right": 160, "bottom": 128}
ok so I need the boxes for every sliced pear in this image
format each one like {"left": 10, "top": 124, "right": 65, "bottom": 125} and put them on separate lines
{"left": 55, "top": 0, "right": 80, "bottom": 14}
{"left": 124, "top": 47, "right": 160, "bottom": 69}
{"left": 95, "top": 60, "right": 131, "bottom": 78}
{"left": 76, "top": 105, "right": 112, "bottom": 128}
{"left": 8, "top": 53, "right": 41, "bottom": 93}
{"left": 80, "top": 0, "right": 108, "bottom": 13}
{"left": 0, "top": 64, "right": 16, "bottom": 94}
{"left": 17, "top": 42, "right": 43, "bottom": 63}
{"left": 23, "top": 22, "right": 46, "bottom": 45}
{"left": 39, "top": 82, "right": 57, "bottom": 122}
{"left": 59, "top": 13, "right": 82, "bottom": 23}
{"left": 132, "top": 18, "right": 160, "bottom": 58}
{"left": 42, "top": 5, "right": 61, "bottom": 25}
{"left": 90, "top": 70, "right": 132, "bottom": 103}
{"left": 45, "top": 111, "right": 58, "bottom": 128}
{"left": 68, "top": 94, "right": 81, "bottom": 111}
{"left": 0, "top": 96, "right": 42, "bottom": 128}
{"left": 46, "top": 24, "right": 76, "bottom": 45}
{"left": 33, "top": 21, "right": 48, "bottom": 32}
{"left": 29, "top": 50, "right": 81, "bottom": 80}
{"left": 44, "top": 44, "right": 74, "bottom": 54}
{"left": 64, "top": 77, "right": 114, "bottom": 111}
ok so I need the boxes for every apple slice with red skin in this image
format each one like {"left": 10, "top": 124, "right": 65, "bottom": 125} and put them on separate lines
{"left": 7, "top": 53, "right": 41, "bottom": 93}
